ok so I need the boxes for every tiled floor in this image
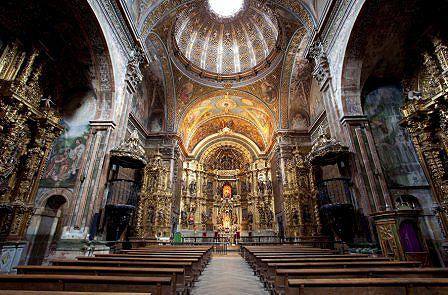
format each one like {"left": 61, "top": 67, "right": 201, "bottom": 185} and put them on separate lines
{"left": 191, "top": 253, "right": 270, "bottom": 295}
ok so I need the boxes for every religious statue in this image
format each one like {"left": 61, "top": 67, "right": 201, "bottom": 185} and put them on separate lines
{"left": 157, "top": 209, "right": 165, "bottom": 225}
{"left": 41, "top": 95, "right": 55, "bottom": 108}
{"left": 147, "top": 206, "right": 155, "bottom": 224}
{"left": 217, "top": 212, "right": 223, "bottom": 225}
{"left": 292, "top": 209, "right": 299, "bottom": 225}
{"left": 258, "top": 207, "right": 265, "bottom": 225}
{"left": 0, "top": 145, "right": 18, "bottom": 192}
{"left": 266, "top": 209, "right": 273, "bottom": 227}
{"left": 189, "top": 180, "right": 196, "bottom": 195}
{"left": 266, "top": 180, "right": 272, "bottom": 193}
{"left": 188, "top": 212, "right": 195, "bottom": 225}
{"left": 181, "top": 180, "right": 186, "bottom": 193}
{"left": 247, "top": 212, "right": 254, "bottom": 224}
{"left": 181, "top": 210, "right": 188, "bottom": 226}
{"left": 258, "top": 180, "right": 265, "bottom": 194}
{"left": 201, "top": 212, "right": 208, "bottom": 224}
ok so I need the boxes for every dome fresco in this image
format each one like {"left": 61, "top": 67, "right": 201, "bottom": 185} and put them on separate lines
{"left": 173, "top": 0, "right": 279, "bottom": 75}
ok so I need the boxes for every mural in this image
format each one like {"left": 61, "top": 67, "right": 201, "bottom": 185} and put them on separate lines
{"left": 261, "top": 81, "right": 278, "bottom": 104}
{"left": 308, "top": 79, "right": 324, "bottom": 124}
{"left": 363, "top": 85, "right": 427, "bottom": 187}
{"left": 131, "top": 83, "right": 151, "bottom": 131}
{"left": 178, "top": 81, "right": 194, "bottom": 105}
{"left": 290, "top": 58, "right": 312, "bottom": 130}
{"left": 180, "top": 93, "right": 274, "bottom": 151}
{"left": 41, "top": 96, "right": 95, "bottom": 188}
{"left": 188, "top": 117, "right": 265, "bottom": 152}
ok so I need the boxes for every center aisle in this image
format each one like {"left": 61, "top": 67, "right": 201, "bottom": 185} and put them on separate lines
{"left": 192, "top": 252, "right": 269, "bottom": 295}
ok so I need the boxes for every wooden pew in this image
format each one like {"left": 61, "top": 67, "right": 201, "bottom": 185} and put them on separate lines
{"left": 263, "top": 261, "right": 421, "bottom": 287}
{"left": 275, "top": 268, "right": 448, "bottom": 294}
{"left": 255, "top": 257, "right": 389, "bottom": 278}
{"left": 136, "top": 246, "right": 212, "bottom": 258}
{"left": 76, "top": 256, "right": 203, "bottom": 274}
{"left": 242, "top": 247, "right": 339, "bottom": 263}
{"left": 242, "top": 246, "right": 336, "bottom": 256}
{"left": 50, "top": 259, "right": 196, "bottom": 287}
{"left": 286, "top": 278, "right": 448, "bottom": 295}
{"left": 17, "top": 266, "right": 184, "bottom": 295}
{"left": 249, "top": 254, "right": 371, "bottom": 272}
{"left": 120, "top": 249, "right": 211, "bottom": 262}
{"left": 0, "top": 292, "right": 150, "bottom": 295}
{"left": 96, "top": 253, "right": 208, "bottom": 268}
{"left": 0, "top": 274, "right": 172, "bottom": 295}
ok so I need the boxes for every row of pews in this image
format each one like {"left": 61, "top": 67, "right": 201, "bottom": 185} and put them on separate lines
{"left": 0, "top": 245, "right": 212, "bottom": 295}
{"left": 242, "top": 245, "right": 448, "bottom": 295}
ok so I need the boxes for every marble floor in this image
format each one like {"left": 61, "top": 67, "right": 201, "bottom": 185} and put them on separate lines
{"left": 191, "top": 253, "right": 270, "bottom": 295}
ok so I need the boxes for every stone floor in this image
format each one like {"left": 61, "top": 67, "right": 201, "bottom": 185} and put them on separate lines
{"left": 191, "top": 253, "right": 270, "bottom": 295}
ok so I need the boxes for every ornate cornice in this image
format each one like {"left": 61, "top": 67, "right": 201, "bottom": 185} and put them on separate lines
{"left": 110, "top": 130, "right": 147, "bottom": 168}
{"left": 307, "top": 131, "right": 349, "bottom": 165}
{"left": 93, "top": 0, "right": 140, "bottom": 58}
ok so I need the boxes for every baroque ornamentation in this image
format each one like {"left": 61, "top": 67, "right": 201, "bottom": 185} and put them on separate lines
{"left": 125, "top": 49, "right": 145, "bottom": 94}
{"left": 283, "top": 146, "right": 321, "bottom": 237}
{"left": 110, "top": 130, "right": 147, "bottom": 168}
{"left": 0, "top": 40, "right": 62, "bottom": 241}
{"left": 400, "top": 35, "right": 448, "bottom": 237}
{"left": 309, "top": 40, "right": 331, "bottom": 87}
{"left": 136, "top": 148, "right": 171, "bottom": 238}
{"left": 307, "top": 128, "right": 349, "bottom": 165}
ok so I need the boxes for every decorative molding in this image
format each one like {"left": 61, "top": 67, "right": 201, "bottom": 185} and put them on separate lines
{"left": 93, "top": 0, "right": 137, "bottom": 57}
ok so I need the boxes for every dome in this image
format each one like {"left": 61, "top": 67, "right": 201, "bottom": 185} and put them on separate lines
{"left": 172, "top": 0, "right": 280, "bottom": 78}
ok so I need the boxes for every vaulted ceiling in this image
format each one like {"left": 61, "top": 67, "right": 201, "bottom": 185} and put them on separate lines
{"left": 122, "top": 0, "right": 319, "bottom": 163}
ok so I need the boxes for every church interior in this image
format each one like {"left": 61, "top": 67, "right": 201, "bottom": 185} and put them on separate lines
{"left": 2, "top": 0, "right": 448, "bottom": 293}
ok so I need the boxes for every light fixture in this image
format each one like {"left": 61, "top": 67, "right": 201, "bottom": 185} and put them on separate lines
{"left": 208, "top": 0, "right": 244, "bottom": 18}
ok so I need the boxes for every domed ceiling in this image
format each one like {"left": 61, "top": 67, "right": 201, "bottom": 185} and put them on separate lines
{"left": 129, "top": 0, "right": 315, "bottom": 160}
{"left": 173, "top": 0, "right": 280, "bottom": 76}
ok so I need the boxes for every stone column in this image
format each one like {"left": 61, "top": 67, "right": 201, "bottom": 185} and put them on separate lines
{"left": 67, "top": 120, "right": 116, "bottom": 237}
{"left": 340, "top": 116, "right": 392, "bottom": 214}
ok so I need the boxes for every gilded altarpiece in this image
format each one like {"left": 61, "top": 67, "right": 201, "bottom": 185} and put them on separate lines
{"left": 283, "top": 148, "right": 321, "bottom": 237}
{"left": 136, "top": 150, "right": 171, "bottom": 238}
{"left": 400, "top": 36, "right": 448, "bottom": 252}
{"left": 0, "top": 41, "right": 62, "bottom": 242}
{"left": 178, "top": 159, "right": 275, "bottom": 236}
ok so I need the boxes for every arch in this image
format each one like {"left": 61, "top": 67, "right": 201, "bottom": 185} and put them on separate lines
{"left": 28, "top": 193, "right": 70, "bottom": 265}
{"left": 177, "top": 89, "right": 277, "bottom": 129}
{"left": 194, "top": 137, "right": 260, "bottom": 161}
{"left": 186, "top": 115, "right": 267, "bottom": 152}
{"left": 74, "top": 0, "right": 115, "bottom": 119}
{"left": 37, "top": 188, "right": 74, "bottom": 212}
{"left": 178, "top": 89, "right": 276, "bottom": 153}
{"left": 339, "top": 0, "right": 448, "bottom": 117}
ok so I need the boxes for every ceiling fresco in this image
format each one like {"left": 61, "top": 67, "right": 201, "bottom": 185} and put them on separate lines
{"left": 187, "top": 116, "right": 266, "bottom": 152}
{"left": 123, "top": 0, "right": 318, "bottom": 160}
{"left": 173, "top": 1, "right": 279, "bottom": 75}
{"left": 179, "top": 92, "right": 274, "bottom": 152}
